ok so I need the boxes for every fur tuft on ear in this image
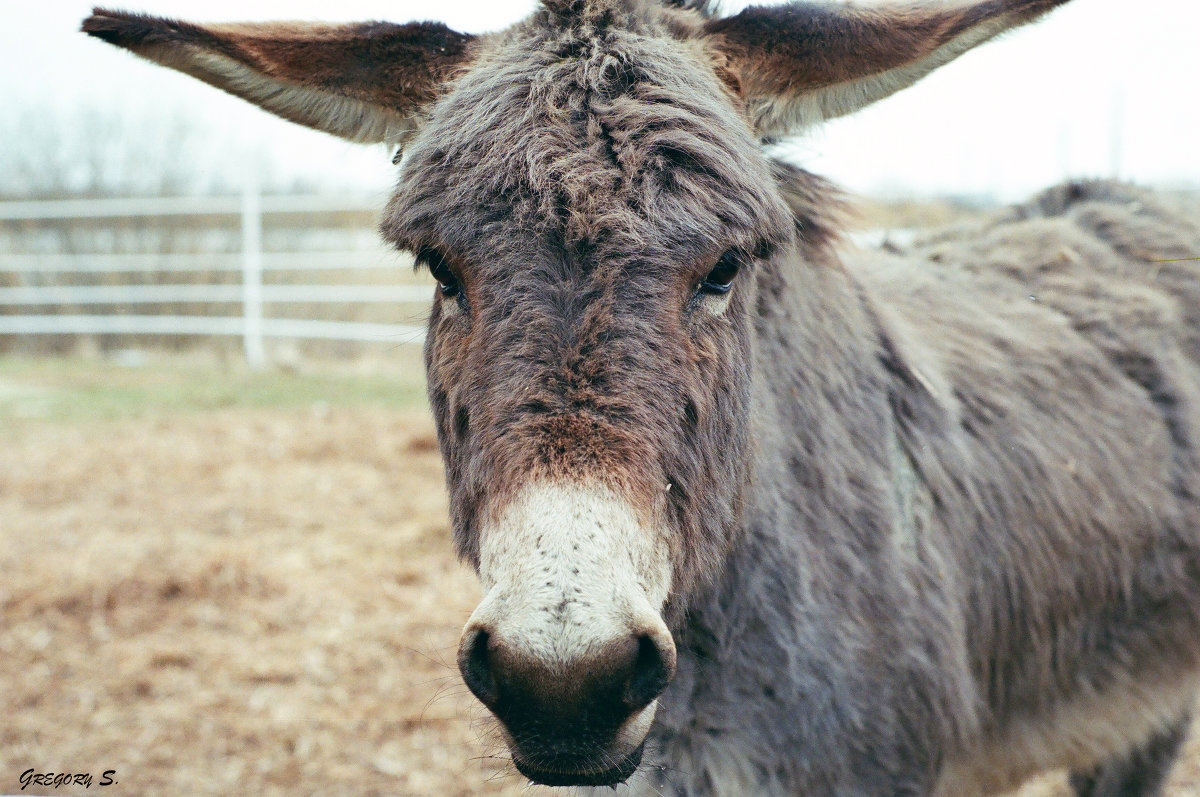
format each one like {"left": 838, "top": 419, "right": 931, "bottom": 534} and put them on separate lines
{"left": 664, "top": 0, "right": 722, "bottom": 18}
{"left": 82, "top": 7, "right": 476, "bottom": 145}
{"left": 704, "top": 0, "right": 1071, "bottom": 139}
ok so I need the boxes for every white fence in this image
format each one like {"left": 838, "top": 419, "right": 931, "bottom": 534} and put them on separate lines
{"left": 0, "top": 189, "right": 428, "bottom": 367}
{"left": 1, "top": 190, "right": 933, "bottom": 369}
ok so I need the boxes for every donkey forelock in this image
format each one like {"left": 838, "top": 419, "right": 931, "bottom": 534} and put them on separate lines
{"left": 385, "top": 0, "right": 789, "bottom": 253}
{"left": 540, "top": 0, "right": 721, "bottom": 22}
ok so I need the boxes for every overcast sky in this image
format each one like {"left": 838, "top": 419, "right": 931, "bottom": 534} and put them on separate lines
{"left": 4, "top": 0, "right": 1198, "bottom": 200}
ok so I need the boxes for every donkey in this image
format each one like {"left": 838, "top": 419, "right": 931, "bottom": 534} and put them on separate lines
{"left": 83, "top": 1, "right": 1200, "bottom": 794}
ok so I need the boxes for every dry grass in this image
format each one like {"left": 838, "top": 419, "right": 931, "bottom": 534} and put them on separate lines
{"left": 1, "top": 357, "right": 1198, "bottom": 796}
{"left": 0, "top": 358, "right": 541, "bottom": 796}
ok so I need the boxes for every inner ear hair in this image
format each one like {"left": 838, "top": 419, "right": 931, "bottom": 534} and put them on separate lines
{"left": 82, "top": 8, "right": 476, "bottom": 145}
{"left": 703, "top": 0, "right": 1071, "bottom": 138}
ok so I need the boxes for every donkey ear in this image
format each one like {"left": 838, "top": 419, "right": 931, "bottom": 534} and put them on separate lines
{"left": 704, "top": 0, "right": 1070, "bottom": 138}
{"left": 82, "top": 7, "right": 476, "bottom": 145}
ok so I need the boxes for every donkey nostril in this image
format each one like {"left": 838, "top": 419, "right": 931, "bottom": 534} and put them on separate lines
{"left": 624, "top": 634, "right": 674, "bottom": 711}
{"left": 459, "top": 629, "right": 498, "bottom": 708}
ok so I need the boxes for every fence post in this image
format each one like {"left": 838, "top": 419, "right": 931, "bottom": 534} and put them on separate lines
{"left": 241, "top": 171, "right": 266, "bottom": 368}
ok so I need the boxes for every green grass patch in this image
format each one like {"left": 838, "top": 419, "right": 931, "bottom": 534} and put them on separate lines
{"left": 0, "top": 351, "right": 428, "bottom": 426}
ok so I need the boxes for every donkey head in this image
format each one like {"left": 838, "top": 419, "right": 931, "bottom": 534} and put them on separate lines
{"left": 85, "top": 0, "right": 1069, "bottom": 786}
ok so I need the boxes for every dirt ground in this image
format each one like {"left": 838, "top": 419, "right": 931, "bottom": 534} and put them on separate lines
{"left": 2, "top": 361, "right": 1199, "bottom": 796}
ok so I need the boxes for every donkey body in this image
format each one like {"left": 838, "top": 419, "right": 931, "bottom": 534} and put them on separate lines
{"left": 655, "top": 174, "right": 1200, "bottom": 796}
{"left": 86, "top": 1, "right": 1200, "bottom": 794}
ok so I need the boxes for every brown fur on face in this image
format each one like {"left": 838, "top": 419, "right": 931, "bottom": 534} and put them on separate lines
{"left": 382, "top": 1, "right": 798, "bottom": 599}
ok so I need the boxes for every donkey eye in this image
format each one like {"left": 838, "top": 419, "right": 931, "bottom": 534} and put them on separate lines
{"left": 699, "top": 250, "right": 742, "bottom": 295}
{"left": 420, "top": 247, "right": 460, "bottom": 297}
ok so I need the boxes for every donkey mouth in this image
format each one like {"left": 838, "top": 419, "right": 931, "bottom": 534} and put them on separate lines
{"left": 513, "top": 741, "right": 645, "bottom": 787}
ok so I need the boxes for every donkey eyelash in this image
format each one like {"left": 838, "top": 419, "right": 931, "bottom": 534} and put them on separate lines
{"left": 416, "top": 246, "right": 463, "bottom": 298}
{"left": 695, "top": 243, "right": 765, "bottom": 297}
{"left": 698, "top": 249, "right": 743, "bottom": 295}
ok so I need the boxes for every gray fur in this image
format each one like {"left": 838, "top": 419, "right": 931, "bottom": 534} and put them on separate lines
{"left": 632, "top": 180, "right": 1200, "bottom": 795}
{"left": 84, "top": 0, "right": 1200, "bottom": 792}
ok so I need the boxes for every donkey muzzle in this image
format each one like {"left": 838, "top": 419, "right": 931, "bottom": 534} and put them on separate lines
{"left": 458, "top": 623, "right": 675, "bottom": 785}
{"left": 460, "top": 481, "right": 677, "bottom": 785}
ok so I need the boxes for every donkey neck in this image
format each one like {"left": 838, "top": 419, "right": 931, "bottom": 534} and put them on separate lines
{"left": 710, "top": 237, "right": 899, "bottom": 638}
{"left": 646, "top": 240, "right": 950, "bottom": 792}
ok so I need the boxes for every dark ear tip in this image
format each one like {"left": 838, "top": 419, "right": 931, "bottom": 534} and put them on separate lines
{"left": 82, "top": 9, "right": 120, "bottom": 37}
{"left": 81, "top": 9, "right": 151, "bottom": 44}
{"left": 82, "top": 18, "right": 117, "bottom": 42}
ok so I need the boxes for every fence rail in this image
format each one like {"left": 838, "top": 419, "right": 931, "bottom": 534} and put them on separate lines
{"left": 0, "top": 189, "right": 427, "bottom": 366}
{"left": 0, "top": 315, "right": 425, "bottom": 343}
{"left": 0, "top": 284, "right": 430, "bottom": 305}
{"left": 0, "top": 250, "right": 403, "bottom": 273}
{"left": 0, "top": 193, "right": 381, "bottom": 220}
